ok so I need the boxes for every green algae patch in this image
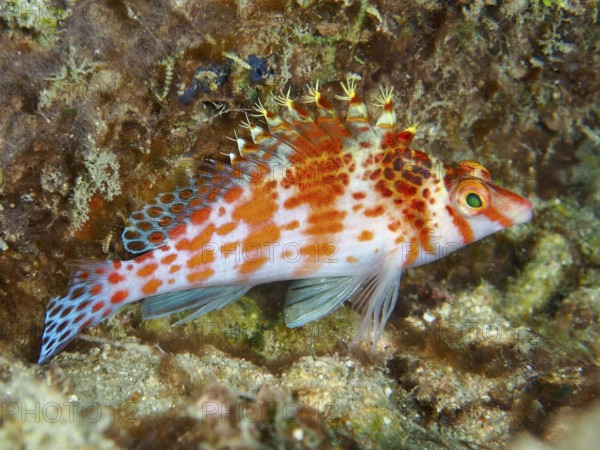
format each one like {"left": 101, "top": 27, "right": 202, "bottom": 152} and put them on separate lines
{"left": 504, "top": 231, "right": 573, "bottom": 321}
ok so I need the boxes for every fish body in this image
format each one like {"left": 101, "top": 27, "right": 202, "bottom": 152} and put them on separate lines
{"left": 38, "top": 81, "right": 532, "bottom": 363}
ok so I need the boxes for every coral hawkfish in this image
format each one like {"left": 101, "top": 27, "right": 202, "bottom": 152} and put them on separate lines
{"left": 38, "top": 81, "right": 532, "bottom": 363}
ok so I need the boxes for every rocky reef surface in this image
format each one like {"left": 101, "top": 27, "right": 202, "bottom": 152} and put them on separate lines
{"left": 0, "top": 1, "right": 598, "bottom": 448}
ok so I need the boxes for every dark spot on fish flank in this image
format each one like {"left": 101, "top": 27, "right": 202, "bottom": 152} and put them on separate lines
{"left": 375, "top": 180, "right": 393, "bottom": 197}
{"left": 147, "top": 206, "right": 162, "bottom": 217}
{"left": 422, "top": 188, "right": 430, "bottom": 199}
{"left": 393, "top": 157, "right": 404, "bottom": 172}
{"left": 383, "top": 167, "right": 395, "bottom": 181}
{"left": 169, "top": 204, "right": 184, "bottom": 214}
{"left": 158, "top": 216, "right": 172, "bottom": 227}
{"left": 369, "top": 169, "right": 381, "bottom": 180}
{"left": 402, "top": 170, "right": 423, "bottom": 186}
{"left": 411, "top": 199, "right": 426, "bottom": 213}
{"left": 131, "top": 212, "right": 144, "bottom": 221}
{"left": 410, "top": 149, "right": 432, "bottom": 165}
{"left": 382, "top": 152, "right": 393, "bottom": 164}
{"left": 137, "top": 221, "right": 152, "bottom": 231}
{"left": 160, "top": 193, "right": 176, "bottom": 203}
{"left": 412, "top": 165, "right": 432, "bottom": 180}
{"left": 179, "top": 189, "right": 193, "bottom": 200}
{"left": 395, "top": 180, "right": 418, "bottom": 196}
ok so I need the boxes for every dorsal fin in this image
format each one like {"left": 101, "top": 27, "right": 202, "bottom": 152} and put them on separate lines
{"left": 122, "top": 160, "right": 239, "bottom": 254}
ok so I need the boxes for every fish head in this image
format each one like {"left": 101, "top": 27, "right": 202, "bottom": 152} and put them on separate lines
{"left": 446, "top": 160, "right": 532, "bottom": 244}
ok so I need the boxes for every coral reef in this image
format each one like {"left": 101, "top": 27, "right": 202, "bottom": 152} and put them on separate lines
{"left": 0, "top": 0, "right": 599, "bottom": 448}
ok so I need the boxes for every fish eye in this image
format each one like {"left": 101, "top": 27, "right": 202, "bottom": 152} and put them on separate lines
{"left": 466, "top": 192, "right": 483, "bottom": 209}
{"left": 453, "top": 180, "right": 490, "bottom": 217}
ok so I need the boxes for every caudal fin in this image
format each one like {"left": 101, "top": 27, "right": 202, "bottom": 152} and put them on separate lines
{"left": 38, "top": 260, "right": 127, "bottom": 364}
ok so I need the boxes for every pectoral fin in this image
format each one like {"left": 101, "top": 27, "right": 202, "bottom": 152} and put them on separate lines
{"left": 284, "top": 257, "right": 402, "bottom": 350}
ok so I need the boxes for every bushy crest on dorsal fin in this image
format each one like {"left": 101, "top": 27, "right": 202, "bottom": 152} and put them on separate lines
{"left": 122, "top": 81, "right": 419, "bottom": 255}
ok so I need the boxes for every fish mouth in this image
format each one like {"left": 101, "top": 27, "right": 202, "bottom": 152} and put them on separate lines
{"left": 485, "top": 183, "right": 533, "bottom": 227}
{"left": 506, "top": 196, "right": 533, "bottom": 225}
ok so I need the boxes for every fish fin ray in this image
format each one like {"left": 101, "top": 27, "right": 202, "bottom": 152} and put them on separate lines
{"left": 122, "top": 160, "right": 245, "bottom": 254}
{"left": 141, "top": 285, "right": 250, "bottom": 320}
{"left": 284, "top": 276, "right": 367, "bottom": 328}
{"left": 351, "top": 269, "right": 401, "bottom": 351}
{"left": 172, "top": 286, "right": 252, "bottom": 326}
{"left": 38, "top": 260, "right": 126, "bottom": 364}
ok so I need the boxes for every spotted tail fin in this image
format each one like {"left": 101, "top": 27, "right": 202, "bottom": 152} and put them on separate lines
{"left": 38, "top": 260, "right": 130, "bottom": 364}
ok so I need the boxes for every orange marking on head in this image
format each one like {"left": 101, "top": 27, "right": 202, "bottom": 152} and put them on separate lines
{"left": 169, "top": 265, "right": 181, "bottom": 274}
{"left": 353, "top": 204, "right": 363, "bottom": 212}
{"left": 80, "top": 272, "right": 89, "bottom": 280}
{"left": 352, "top": 192, "right": 366, "bottom": 200}
{"left": 111, "top": 290, "right": 128, "bottom": 304}
{"left": 346, "top": 256, "right": 358, "bottom": 263}
{"left": 161, "top": 254, "right": 177, "bottom": 265}
{"left": 92, "top": 301, "right": 105, "bottom": 312}
{"left": 95, "top": 268, "right": 105, "bottom": 275}
{"left": 445, "top": 205, "right": 474, "bottom": 244}
{"left": 137, "top": 263, "right": 158, "bottom": 278}
{"left": 90, "top": 284, "right": 103, "bottom": 295}
{"left": 126, "top": 264, "right": 133, "bottom": 271}
{"left": 284, "top": 220, "right": 300, "bottom": 230}
{"left": 108, "top": 272, "right": 125, "bottom": 284}
{"left": 168, "top": 278, "right": 175, "bottom": 285}
{"left": 217, "top": 222, "right": 237, "bottom": 236}
{"left": 358, "top": 230, "right": 373, "bottom": 241}
{"left": 483, "top": 207, "right": 513, "bottom": 228}
{"left": 191, "top": 207, "right": 211, "bottom": 225}
{"left": 187, "top": 268, "right": 215, "bottom": 283}
{"left": 142, "top": 278, "right": 163, "bottom": 296}
{"left": 102, "top": 309, "right": 112, "bottom": 318}
{"left": 364, "top": 205, "right": 385, "bottom": 217}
